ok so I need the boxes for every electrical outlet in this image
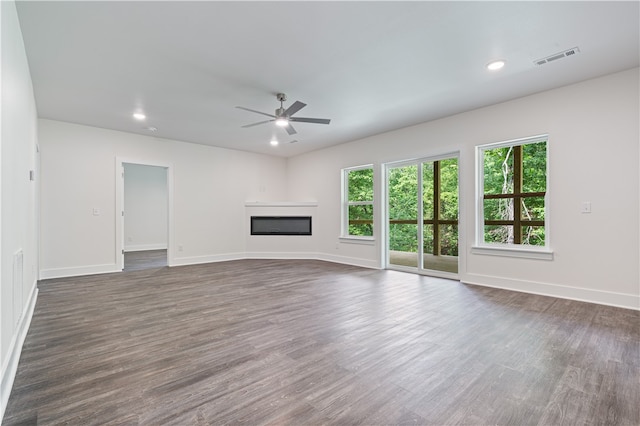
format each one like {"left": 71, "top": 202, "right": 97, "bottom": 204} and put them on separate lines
{"left": 178, "top": 245, "right": 183, "bottom": 252}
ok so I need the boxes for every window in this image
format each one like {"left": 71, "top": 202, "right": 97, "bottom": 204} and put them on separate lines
{"left": 342, "top": 165, "right": 374, "bottom": 238}
{"left": 477, "top": 135, "right": 549, "bottom": 253}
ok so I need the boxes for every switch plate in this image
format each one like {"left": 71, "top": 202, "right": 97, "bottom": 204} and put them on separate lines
{"left": 580, "top": 202, "right": 591, "bottom": 214}
{"left": 92, "top": 208, "right": 101, "bottom": 216}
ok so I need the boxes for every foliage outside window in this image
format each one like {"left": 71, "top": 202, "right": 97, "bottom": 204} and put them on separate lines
{"left": 387, "top": 157, "right": 458, "bottom": 262}
{"left": 424, "top": 158, "right": 459, "bottom": 256}
{"left": 388, "top": 164, "right": 418, "bottom": 252}
{"left": 479, "top": 136, "right": 547, "bottom": 247}
{"left": 343, "top": 166, "right": 374, "bottom": 237}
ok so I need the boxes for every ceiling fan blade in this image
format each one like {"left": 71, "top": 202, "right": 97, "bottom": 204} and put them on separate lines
{"left": 290, "top": 117, "right": 331, "bottom": 125}
{"left": 241, "top": 119, "right": 274, "bottom": 128}
{"left": 235, "top": 106, "right": 275, "bottom": 119}
{"left": 285, "top": 123, "right": 297, "bottom": 135}
{"left": 284, "top": 101, "right": 307, "bottom": 117}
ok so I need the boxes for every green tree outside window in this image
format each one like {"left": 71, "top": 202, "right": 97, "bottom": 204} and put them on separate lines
{"left": 481, "top": 138, "right": 547, "bottom": 246}
{"left": 344, "top": 166, "right": 374, "bottom": 237}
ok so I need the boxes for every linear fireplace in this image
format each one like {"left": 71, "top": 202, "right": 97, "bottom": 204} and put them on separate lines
{"left": 250, "top": 216, "right": 312, "bottom": 236}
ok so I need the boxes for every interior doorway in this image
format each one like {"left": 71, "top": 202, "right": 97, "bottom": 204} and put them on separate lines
{"left": 385, "top": 154, "right": 459, "bottom": 277}
{"left": 116, "top": 159, "right": 173, "bottom": 271}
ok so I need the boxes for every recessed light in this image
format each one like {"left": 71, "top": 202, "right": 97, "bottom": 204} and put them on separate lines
{"left": 133, "top": 112, "right": 146, "bottom": 120}
{"left": 486, "top": 60, "right": 505, "bottom": 71}
{"left": 270, "top": 140, "right": 279, "bottom": 146}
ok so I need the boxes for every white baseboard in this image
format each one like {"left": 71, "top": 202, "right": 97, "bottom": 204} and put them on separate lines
{"left": 171, "top": 252, "right": 381, "bottom": 270}
{"left": 39, "top": 263, "right": 121, "bottom": 280}
{"left": 37, "top": 256, "right": 639, "bottom": 311}
{"left": 245, "top": 252, "right": 381, "bottom": 270}
{"left": 462, "top": 273, "right": 640, "bottom": 311}
{"left": 317, "top": 253, "right": 381, "bottom": 270}
{"left": 170, "top": 252, "right": 245, "bottom": 267}
{"left": 245, "top": 251, "right": 319, "bottom": 260}
{"left": 1, "top": 281, "right": 38, "bottom": 422}
{"left": 124, "top": 244, "right": 167, "bottom": 252}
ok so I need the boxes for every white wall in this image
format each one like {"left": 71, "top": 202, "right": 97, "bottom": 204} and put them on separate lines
{"left": 286, "top": 68, "right": 640, "bottom": 310}
{"left": 0, "top": 0, "right": 40, "bottom": 418}
{"left": 39, "top": 120, "right": 287, "bottom": 277}
{"left": 124, "top": 163, "right": 168, "bottom": 252}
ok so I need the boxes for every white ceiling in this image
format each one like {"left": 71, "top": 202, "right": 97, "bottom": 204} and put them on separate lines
{"left": 15, "top": 1, "right": 640, "bottom": 158}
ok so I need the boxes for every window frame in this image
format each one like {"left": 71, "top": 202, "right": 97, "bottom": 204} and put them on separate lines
{"left": 341, "top": 164, "right": 375, "bottom": 240}
{"left": 473, "top": 135, "right": 553, "bottom": 260}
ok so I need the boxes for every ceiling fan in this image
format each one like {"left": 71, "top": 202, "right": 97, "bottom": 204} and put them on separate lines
{"left": 236, "top": 93, "right": 331, "bottom": 136}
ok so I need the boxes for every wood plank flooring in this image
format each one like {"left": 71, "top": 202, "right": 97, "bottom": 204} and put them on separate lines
{"left": 4, "top": 259, "right": 639, "bottom": 425}
{"left": 124, "top": 249, "right": 167, "bottom": 272}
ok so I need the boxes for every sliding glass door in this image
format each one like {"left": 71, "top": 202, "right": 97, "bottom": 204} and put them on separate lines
{"left": 386, "top": 155, "right": 459, "bottom": 275}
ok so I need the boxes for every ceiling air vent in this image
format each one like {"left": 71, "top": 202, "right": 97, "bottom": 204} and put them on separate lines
{"left": 534, "top": 47, "right": 580, "bottom": 66}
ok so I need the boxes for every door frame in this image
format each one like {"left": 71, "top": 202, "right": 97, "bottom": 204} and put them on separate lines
{"left": 383, "top": 151, "right": 461, "bottom": 279}
{"left": 115, "top": 157, "right": 174, "bottom": 270}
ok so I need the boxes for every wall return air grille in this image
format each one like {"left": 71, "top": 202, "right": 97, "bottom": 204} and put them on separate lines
{"left": 534, "top": 47, "right": 580, "bottom": 66}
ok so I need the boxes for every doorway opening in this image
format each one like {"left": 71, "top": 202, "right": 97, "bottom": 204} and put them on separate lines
{"left": 385, "top": 154, "right": 459, "bottom": 277}
{"left": 116, "top": 159, "right": 173, "bottom": 271}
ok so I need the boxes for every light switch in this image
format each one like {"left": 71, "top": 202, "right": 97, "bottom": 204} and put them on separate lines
{"left": 580, "top": 202, "right": 591, "bottom": 214}
{"left": 92, "top": 208, "right": 101, "bottom": 216}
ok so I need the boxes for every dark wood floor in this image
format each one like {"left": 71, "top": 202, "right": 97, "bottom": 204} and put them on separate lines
{"left": 4, "top": 260, "right": 639, "bottom": 425}
{"left": 124, "top": 249, "right": 167, "bottom": 272}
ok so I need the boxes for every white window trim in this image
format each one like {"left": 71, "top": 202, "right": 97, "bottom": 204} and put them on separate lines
{"left": 473, "top": 134, "right": 553, "bottom": 260}
{"left": 471, "top": 244, "right": 553, "bottom": 260}
{"left": 341, "top": 164, "right": 374, "bottom": 239}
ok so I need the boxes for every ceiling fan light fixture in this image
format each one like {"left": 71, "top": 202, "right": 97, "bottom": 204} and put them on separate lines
{"left": 133, "top": 112, "right": 146, "bottom": 120}
{"left": 270, "top": 139, "right": 279, "bottom": 146}
{"left": 486, "top": 60, "right": 506, "bottom": 71}
{"left": 275, "top": 117, "right": 289, "bottom": 127}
